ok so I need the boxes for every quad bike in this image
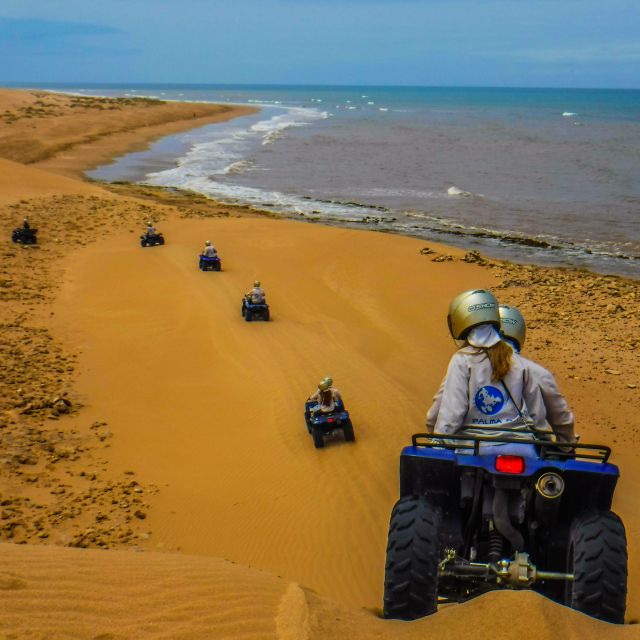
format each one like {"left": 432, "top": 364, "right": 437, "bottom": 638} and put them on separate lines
{"left": 304, "top": 400, "right": 355, "bottom": 449}
{"left": 140, "top": 232, "right": 165, "bottom": 247}
{"left": 383, "top": 433, "right": 627, "bottom": 624}
{"left": 242, "top": 297, "right": 270, "bottom": 322}
{"left": 199, "top": 255, "right": 222, "bottom": 271}
{"left": 12, "top": 227, "right": 37, "bottom": 245}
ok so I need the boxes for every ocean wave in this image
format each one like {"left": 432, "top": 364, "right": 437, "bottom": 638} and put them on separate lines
{"left": 249, "top": 107, "right": 327, "bottom": 146}
{"left": 223, "top": 160, "right": 254, "bottom": 175}
{"left": 562, "top": 112, "right": 578, "bottom": 117}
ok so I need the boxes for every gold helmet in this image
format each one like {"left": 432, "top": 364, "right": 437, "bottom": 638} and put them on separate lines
{"left": 499, "top": 305, "right": 526, "bottom": 351}
{"left": 447, "top": 289, "right": 500, "bottom": 340}
{"left": 205, "top": 240, "right": 211, "bottom": 245}
{"left": 254, "top": 280, "right": 260, "bottom": 287}
{"left": 318, "top": 376, "right": 332, "bottom": 391}
{"left": 146, "top": 220, "right": 152, "bottom": 226}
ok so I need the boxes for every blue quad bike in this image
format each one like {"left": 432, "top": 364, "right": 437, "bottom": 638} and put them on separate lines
{"left": 12, "top": 227, "right": 37, "bottom": 245}
{"left": 242, "top": 297, "right": 270, "bottom": 322}
{"left": 140, "top": 232, "right": 165, "bottom": 248}
{"left": 383, "top": 433, "right": 627, "bottom": 624}
{"left": 304, "top": 400, "right": 355, "bottom": 448}
{"left": 199, "top": 254, "right": 222, "bottom": 272}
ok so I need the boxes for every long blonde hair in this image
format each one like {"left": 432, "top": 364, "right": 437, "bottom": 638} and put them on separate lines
{"left": 465, "top": 339, "right": 513, "bottom": 381}
{"left": 486, "top": 340, "right": 513, "bottom": 381}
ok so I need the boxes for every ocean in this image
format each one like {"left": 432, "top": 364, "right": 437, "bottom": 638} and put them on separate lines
{"left": 33, "top": 83, "right": 640, "bottom": 277}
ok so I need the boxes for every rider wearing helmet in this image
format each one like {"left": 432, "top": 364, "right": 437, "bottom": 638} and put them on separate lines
{"left": 202, "top": 240, "right": 218, "bottom": 258}
{"left": 429, "top": 289, "right": 547, "bottom": 441}
{"left": 22, "top": 218, "right": 30, "bottom": 230}
{"left": 144, "top": 220, "right": 156, "bottom": 237}
{"left": 309, "top": 376, "right": 342, "bottom": 415}
{"left": 498, "top": 305, "right": 575, "bottom": 443}
{"left": 245, "top": 280, "right": 266, "bottom": 304}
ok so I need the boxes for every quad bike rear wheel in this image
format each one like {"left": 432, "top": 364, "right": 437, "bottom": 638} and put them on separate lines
{"left": 311, "top": 426, "right": 325, "bottom": 449}
{"left": 566, "top": 510, "right": 627, "bottom": 623}
{"left": 343, "top": 419, "right": 355, "bottom": 442}
{"left": 384, "top": 496, "right": 441, "bottom": 620}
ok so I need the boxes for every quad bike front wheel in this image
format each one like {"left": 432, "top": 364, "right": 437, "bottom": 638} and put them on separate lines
{"left": 566, "top": 510, "right": 627, "bottom": 623}
{"left": 383, "top": 496, "right": 441, "bottom": 620}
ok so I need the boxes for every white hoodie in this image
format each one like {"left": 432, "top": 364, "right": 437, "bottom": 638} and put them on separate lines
{"left": 432, "top": 346, "right": 547, "bottom": 440}
{"left": 427, "top": 349, "right": 573, "bottom": 441}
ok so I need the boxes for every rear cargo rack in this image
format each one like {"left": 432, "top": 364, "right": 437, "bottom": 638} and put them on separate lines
{"left": 411, "top": 433, "right": 611, "bottom": 463}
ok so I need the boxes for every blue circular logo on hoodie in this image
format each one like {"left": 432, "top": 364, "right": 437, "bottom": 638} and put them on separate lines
{"left": 474, "top": 386, "right": 505, "bottom": 415}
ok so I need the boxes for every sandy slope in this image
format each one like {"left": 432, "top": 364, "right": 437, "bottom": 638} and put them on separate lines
{"left": 51, "top": 216, "right": 639, "bottom": 619}
{"left": 0, "top": 542, "right": 637, "bottom": 639}
{"left": 52, "top": 217, "right": 487, "bottom": 610}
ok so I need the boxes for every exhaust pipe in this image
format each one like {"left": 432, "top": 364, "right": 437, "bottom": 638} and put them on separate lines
{"left": 536, "top": 473, "right": 564, "bottom": 499}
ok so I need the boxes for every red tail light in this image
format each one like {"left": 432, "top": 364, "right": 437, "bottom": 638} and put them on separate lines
{"left": 327, "top": 418, "right": 334, "bottom": 424}
{"left": 495, "top": 455, "right": 524, "bottom": 474}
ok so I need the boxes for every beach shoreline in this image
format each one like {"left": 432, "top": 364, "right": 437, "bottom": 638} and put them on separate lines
{"left": 0, "top": 87, "right": 638, "bottom": 635}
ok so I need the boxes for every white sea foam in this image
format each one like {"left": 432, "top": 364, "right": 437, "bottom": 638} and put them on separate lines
{"left": 447, "top": 186, "right": 472, "bottom": 197}
{"left": 223, "top": 160, "right": 254, "bottom": 175}
{"left": 248, "top": 107, "right": 327, "bottom": 145}
{"left": 143, "top": 104, "right": 327, "bottom": 193}
{"left": 562, "top": 112, "right": 577, "bottom": 116}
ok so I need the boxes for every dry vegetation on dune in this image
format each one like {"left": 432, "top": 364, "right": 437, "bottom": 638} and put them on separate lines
{"left": 0, "top": 192, "right": 242, "bottom": 550}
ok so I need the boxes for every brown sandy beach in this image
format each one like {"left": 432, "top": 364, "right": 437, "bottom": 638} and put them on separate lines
{"left": 0, "top": 89, "right": 638, "bottom": 638}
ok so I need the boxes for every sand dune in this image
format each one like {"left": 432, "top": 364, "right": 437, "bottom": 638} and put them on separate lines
{"left": 52, "top": 217, "right": 487, "bottom": 610}
{"left": 51, "top": 216, "right": 638, "bottom": 619}
{"left": 0, "top": 542, "right": 636, "bottom": 639}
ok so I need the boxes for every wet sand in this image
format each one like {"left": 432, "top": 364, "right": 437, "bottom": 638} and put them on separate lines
{"left": 0, "top": 88, "right": 638, "bottom": 637}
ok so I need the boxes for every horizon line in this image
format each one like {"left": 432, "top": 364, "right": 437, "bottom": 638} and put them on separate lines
{"left": 2, "top": 81, "right": 640, "bottom": 92}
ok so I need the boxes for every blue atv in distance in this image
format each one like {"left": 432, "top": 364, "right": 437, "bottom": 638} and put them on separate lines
{"left": 140, "top": 232, "right": 164, "bottom": 247}
{"left": 12, "top": 227, "right": 37, "bottom": 245}
{"left": 242, "top": 297, "right": 270, "bottom": 322}
{"left": 383, "top": 433, "right": 627, "bottom": 624}
{"left": 304, "top": 400, "right": 355, "bottom": 448}
{"left": 199, "top": 255, "right": 222, "bottom": 271}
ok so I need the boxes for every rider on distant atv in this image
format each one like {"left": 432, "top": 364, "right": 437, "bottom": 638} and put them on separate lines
{"left": 201, "top": 240, "right": 218, "bottom": 257}
{"left": 245, "top": 280, "right": 266, "bottom": 304}
{"left": 308, "top": 376, "right": 342, "bottom": 416}
{"left": 22, "top": 218, "right": 30, "bottom": 230}
{"left": 144, "top": 221, "right": 157, "bottom": 237}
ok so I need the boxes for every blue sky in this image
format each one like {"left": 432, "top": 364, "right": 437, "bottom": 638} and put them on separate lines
{"left": 1, "top": 0, "right": 639, "bottom": 88}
